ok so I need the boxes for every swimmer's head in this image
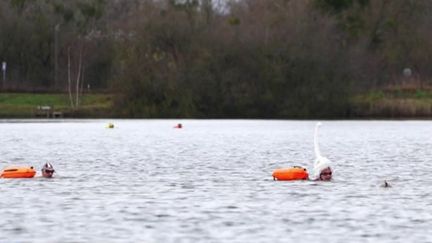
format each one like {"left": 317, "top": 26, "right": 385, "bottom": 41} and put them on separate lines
{"left": 319, "top": 167, "right": 332, "bottom": 181}
{"left": 42, "top": 162, "right": 55, "bottom": 178}
{"left": 314, "top": 156, "right": 332, "bottom": 181}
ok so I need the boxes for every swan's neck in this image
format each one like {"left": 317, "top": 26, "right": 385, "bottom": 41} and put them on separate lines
{"left": 314, "top": 125, "right": 321, "bottom": 159}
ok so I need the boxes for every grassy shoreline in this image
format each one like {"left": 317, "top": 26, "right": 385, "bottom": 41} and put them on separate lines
{"left": 2, "top": 89, "right": 432, "bottom": 119}
{"left": 352, "top": 85, "right": 432, "bottom": 118}
{"left": 0, "top": 93, "right": 114, "bottom": 118}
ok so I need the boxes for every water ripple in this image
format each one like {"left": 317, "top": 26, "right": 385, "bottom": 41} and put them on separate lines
{"left": 1, "top": 120, "right": 432, "bottom": 242}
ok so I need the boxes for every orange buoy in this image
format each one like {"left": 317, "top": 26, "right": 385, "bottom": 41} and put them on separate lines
{"left": 0, "top": 166, "right": 36, "bottom": 178}
{"left": 272, "top": 166, "right": 309, "bottom": 181}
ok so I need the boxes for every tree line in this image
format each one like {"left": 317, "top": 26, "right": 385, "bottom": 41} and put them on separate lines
{"left": 1, "top": 0, "right": 432, "bottom": 117}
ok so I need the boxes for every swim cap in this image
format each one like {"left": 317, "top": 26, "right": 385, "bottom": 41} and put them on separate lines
{"left": 313, "top": 156, "right": 331, "bottom": 179}
{"left": 42, "top": 163, "right": 55, "bottom": 172}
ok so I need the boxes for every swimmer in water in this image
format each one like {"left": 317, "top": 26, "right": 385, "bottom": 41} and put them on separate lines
{"left": 313, "top": 122, "right": 333, "bottom": 181}
{"left": 381, "top": 180, "right": 391, "bottom": 188}
{"left": 272, "top": 122, "right": 333, "bottom": 181}
{"left": 41, "top": 162, "right": 55, "bottom": 178}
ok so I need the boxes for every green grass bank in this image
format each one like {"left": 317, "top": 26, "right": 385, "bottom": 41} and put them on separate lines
{"left": 0, "top": 93, "right": 114, "bottom": 118}
{"left": 352, "top": 85, "right": 432, "bottom": 118}
{"left": 2, "top": 88, "right": 432, "bottom": 119}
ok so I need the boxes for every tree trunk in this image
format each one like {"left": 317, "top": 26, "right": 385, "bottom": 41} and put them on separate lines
{"left": 75, "top": 40, "right": 83, "bottom": 107}
{"left": 80, "top": 67, "right": 85, "bottom": 100}
{"left": 67, "top": 46, "right": 74, "bottom": 108}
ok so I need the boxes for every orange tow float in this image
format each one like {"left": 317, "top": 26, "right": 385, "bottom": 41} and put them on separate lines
{"left": 0, "top": 166, "right": 36, "bottom": 178}
{"left": 272, "top": 166, "right": 309, "bottom": 181}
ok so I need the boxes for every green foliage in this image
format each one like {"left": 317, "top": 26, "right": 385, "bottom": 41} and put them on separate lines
{"left": 10, "top": 0, "right": 27, "bottom": 11}
{"left": 313, "top": 0, "right": 370, "bottom": 40}
{"left": 228, "top": 17, "right": 240, "bottom": 26}
{"left": 0, "top": 0, "right": 113, "bottom": 91}
{"left": 364, "top": 90, "right": 385, "bottom": 101}
{"left": 1, "top": 0, "right": 432, "bottom": 118}
{"left": 314, "top": 0, "right": 369, "bottom": 12}
{"left": 75, "top": 0, "right": 105, "bottom": 30}
{"left": 52, "top": 2, "right": 74, "bottom": 23}
{"left": 415, "top": 90, "right": 427, "bottom": 99}
{"left": 77, "top": 0, "right": 105, "bottom": 19}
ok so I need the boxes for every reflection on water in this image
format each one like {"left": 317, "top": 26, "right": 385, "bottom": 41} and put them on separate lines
{"left": 1, "top": 120, "right": 432, "bottom": 242}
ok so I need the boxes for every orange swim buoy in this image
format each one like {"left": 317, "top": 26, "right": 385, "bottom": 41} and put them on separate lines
{"left": 0, "top": 166, "right": 36, "bottom": 178}
{"left": 272, "top": 166, "right": 309, "bottom": 181}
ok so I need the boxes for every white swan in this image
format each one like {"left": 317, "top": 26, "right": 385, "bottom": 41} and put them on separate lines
{"left": 313, "top": 122, "right": 332, "bottom": 179}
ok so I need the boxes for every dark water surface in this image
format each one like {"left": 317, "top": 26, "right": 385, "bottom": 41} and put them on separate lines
{"left": 1, "top": 120, "right": 432, "bottom": 242}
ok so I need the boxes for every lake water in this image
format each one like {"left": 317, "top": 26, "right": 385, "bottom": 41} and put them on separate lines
{"left": 1, "top": 120, "right": 432, "bottom": 243}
